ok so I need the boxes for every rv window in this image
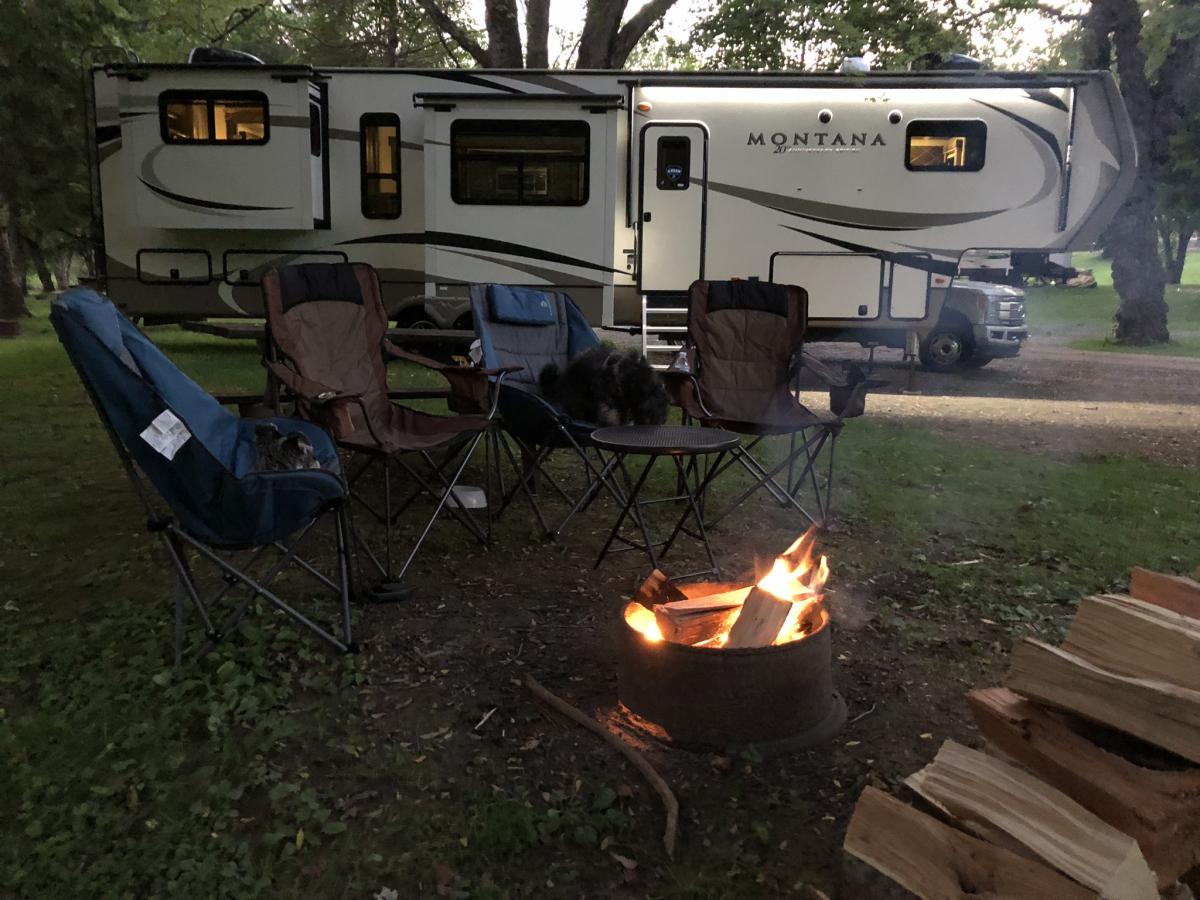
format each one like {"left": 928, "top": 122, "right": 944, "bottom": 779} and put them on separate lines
{"left": 656, "top": 136, "right": 690, "bottom": 190}
{"left": 360, "top": 113, "right": 401, "bottom": 219}
{"left": 451, "top": 120, "right": 589, "bottom": 206}
{"left": 159, "top": 91, "right": 268, "bottom": 144}
{"left": 905, "top": 120, "right": 986, "bottom": 171}
{"left": 309, "top": 102, "right": 322, "bottom": 157}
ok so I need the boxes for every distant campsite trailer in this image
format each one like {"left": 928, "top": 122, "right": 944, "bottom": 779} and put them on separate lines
{"left": 89, "top": 62, "right": 1135, "bottom": 366}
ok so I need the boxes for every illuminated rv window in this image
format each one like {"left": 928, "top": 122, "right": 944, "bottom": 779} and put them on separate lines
{"left": 451, "top": 120, "right": 589, "bottom": 206}
{"left": 159, "top": 91, "right": 268, "bottom": 144}
{"left": 905, "top": 120, "right": 986, "bottom": 171}
{"left": 360, "top": 113, "right": 401, "bottom": 219}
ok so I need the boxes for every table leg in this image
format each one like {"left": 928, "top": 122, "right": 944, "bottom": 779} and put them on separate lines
{"left": 593, "top": 453, "right": 658, "bottom": 570}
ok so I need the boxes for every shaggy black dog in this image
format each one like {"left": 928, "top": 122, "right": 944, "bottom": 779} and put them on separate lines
{"left": 539, "top": 345, "right": 670, "bottom": 426}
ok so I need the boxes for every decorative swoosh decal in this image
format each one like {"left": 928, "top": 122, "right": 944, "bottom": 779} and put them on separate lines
{"left": 339, "top": 231, "right": 621, "bottom": 274}
{"left": 782, "top": 226, "right": 959, "bottom": 276}
{"left": 705, "top": 180, "right": 1006, "bottom": 230}
{"left": 974, "top": 100, "right": 1063, "bottom": 169}
{"left": 138, "top": 177, "right": 293, "bottom": 212}
{"left": 139, "top": 145, "right": 292, "bottom": 212}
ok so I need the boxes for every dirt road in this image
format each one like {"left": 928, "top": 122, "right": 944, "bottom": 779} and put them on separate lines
{"left": 805, "top": 341, "right": 1200, "bottom": 466}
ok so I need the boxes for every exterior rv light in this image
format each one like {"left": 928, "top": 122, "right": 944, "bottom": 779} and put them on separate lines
{"left": 818, "top": 109, "right": 833, "bottom": 124}
{"left": 636, "top": 101, "right": 653, "bottom": 112}
{"left": 888, "top": 110, "right": 903, "bottom": 124}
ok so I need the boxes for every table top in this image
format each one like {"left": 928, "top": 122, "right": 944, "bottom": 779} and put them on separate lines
{"left": 591, "top": 424, "right": 740, "bottom": 455}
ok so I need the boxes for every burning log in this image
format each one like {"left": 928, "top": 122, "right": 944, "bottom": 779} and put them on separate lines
{"left": 624, "top": 529, "right": 830, "bottom": 650}
{"left": 653, "top": 593, "right": 745, "bottom": 645}
{"left": 724, "top": 587, "right": 795, "bottom": 649}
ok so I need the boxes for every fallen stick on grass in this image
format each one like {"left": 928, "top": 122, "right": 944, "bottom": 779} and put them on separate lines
{"left": 524, "top": 674, "right": 679, "bottom": 859}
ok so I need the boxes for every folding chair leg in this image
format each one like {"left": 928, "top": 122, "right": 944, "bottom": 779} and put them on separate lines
{"left": 334, "top": 505, "right": 355, "bottom": 649}
{"left": 394, "top": 431, "right": 486, "bottom": 583}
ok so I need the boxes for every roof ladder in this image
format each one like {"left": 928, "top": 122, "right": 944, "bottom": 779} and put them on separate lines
{"left": 640, "top": 295, "right": 688, "bottom": 371}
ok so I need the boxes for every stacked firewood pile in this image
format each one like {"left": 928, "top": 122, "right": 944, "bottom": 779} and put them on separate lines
{"left": 844, "top": 567, "right": 1200, "bottom": 899}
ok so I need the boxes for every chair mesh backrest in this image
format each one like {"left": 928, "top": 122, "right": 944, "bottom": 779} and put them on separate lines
{"left": 262, "top": 263, "right": 390, "bottom": 436}
{"left": 50, "top": 288, "right": 342, "bottom": 547}
{"left": 687, "top": 280, "right": 808, "bottom": 424}
{"left": 469, "top": 284, "right": 599, "bottom": 391}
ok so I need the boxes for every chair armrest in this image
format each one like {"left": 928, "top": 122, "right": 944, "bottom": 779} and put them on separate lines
{"left": 384, "top": 339, "right": 521, "bottom": 416}
{"left": 661, "top": 370, "right": 714, "bottom": 420}
{"left": 264, "top": 359, "right": 359, "bottom": 405}
{"left": 382, "top": 339, "right": 450, "bottom": 371}
{"left": 796, "top": 350, "right": 849, "bottom": 388}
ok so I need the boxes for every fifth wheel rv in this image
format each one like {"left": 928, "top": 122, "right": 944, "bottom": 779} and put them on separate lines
{"left": 89, "top": 63, "right": 1135, "bottom": 368}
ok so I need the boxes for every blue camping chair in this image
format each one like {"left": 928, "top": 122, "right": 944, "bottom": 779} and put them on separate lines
{"left": 50, "top": 288, "right": 355, "bottom": 662}
{"left": 470, "top": 284, "right": 625, "bottom": 537}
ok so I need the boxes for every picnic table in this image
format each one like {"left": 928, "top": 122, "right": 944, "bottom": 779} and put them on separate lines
{"left": 179, "top": 319, "right": 474, "bottom": 412}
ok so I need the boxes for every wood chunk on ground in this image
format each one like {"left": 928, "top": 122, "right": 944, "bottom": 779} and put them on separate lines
{"left": 843, "top": 786, "right": 1095, "bottom": 900}
{"left": 967, "top": 687, "right": 1200, "bottom": 888}
{"left": 1008, "top": 639, "right": 1200, "bottom": 765}
{"left": 906, "top": 740, "right": 1157, "bottom": 900}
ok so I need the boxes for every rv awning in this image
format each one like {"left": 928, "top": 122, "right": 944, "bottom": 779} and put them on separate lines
{"left": 413, "top": 92, "right": 624, "bottom": 112}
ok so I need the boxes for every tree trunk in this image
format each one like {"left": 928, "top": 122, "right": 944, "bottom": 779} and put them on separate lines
{"left": 0, "top": 231, "right": 30, "bottom": 319}
{"left": 1168, "top": 227, "right": 1192, "bottom": 285}
{"left": 1089, "top": 0, "right": 1168, "bottom": 344}
{"left": 22, "top": 235, "right": 56, "bottom": 293}
{"left": 525, "top": 0, "right": 550, "bottom": 68}
{"left": 485, "top": 0, "right": 523, "bottom": 66}
{"left": 576, "top": 0, "right": 625, "bottom": 68}
{"left": 7, "top": 219, "right": 28, "bottom": 299}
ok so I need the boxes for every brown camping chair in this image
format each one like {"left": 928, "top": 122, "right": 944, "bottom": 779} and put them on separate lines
{"left": 663, "top": 279, "right": 873, "bottom": 529}
{"left": 261, "top": 263, "right": 515, "bottom": 595}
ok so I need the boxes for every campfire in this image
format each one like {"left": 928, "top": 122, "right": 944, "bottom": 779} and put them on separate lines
{"left": 624, "top": 529, "right": 831, "bottom": 649}
{"left": 615, "top": 528, "right": 846, "bottom": 753}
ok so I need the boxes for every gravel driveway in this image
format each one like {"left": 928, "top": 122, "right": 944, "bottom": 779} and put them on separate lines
{"left": 804, "top": 341, "right": 1200, "bottom": 467}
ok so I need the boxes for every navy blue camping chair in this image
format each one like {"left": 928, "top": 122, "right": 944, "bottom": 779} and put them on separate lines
{"left": 470, "top": 284, "right": 624, "bottom": 537}
{"left": 50, "top": 288, "right": 355, "bottom": 662}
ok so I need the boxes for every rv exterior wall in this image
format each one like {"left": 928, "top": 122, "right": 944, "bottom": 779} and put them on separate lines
{"left": 92, "top": 67, "right": 1133, "bottom": 341}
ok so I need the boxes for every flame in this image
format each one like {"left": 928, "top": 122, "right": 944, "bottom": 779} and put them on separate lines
{"left": 624, "top": 601, "right": 662, "bottom": 642}
{"left": 624, "top": 527, "right": 829, "bottom": 648}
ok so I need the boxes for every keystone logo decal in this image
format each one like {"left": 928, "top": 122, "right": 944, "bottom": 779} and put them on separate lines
{"left": 748, "top": 131, "right": 886, "bottom": 153}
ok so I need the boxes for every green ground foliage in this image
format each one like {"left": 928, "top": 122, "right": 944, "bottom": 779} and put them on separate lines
{"left": 1024, "top": 250, "right": 1200, "bottom": 354}
{"left": 4, "top": 297, "right": 1200, "bottom": 896}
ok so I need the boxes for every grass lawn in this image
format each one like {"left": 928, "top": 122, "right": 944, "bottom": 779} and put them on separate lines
{"left": 4, "top": 296, "right": 1200, "bottom": 897}
{"left": 1023, "top": 250, "right": 1200, "bottom": 355}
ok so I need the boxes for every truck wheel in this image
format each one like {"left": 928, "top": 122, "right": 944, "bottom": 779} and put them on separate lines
{"left": 918, "top": 325, "right": 973, "bottom": 372}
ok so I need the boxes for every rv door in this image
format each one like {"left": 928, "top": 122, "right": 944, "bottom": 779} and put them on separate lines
{"left": 638, "top": 123, "right": 706, "bottom": 292}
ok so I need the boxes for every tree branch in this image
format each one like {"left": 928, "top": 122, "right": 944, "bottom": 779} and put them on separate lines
{"left": 208, "top": 3, "right": 272, "bottom": 45}
{"left": 611, "top": 0, "right": 680, "bottom": 67}
{"left": 414, "top": 0, "right": 491, "bottom": 66}
{"left": 952, "top": 1, "right": 1086, "bottom": 28}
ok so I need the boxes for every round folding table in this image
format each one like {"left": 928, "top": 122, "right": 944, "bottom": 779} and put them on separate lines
{"left": 590, "top": 424, "right": 740, "bottom": 578}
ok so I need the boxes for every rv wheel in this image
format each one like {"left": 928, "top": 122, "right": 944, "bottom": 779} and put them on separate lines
{"left": 395, "top": 306, "right": 437, "bottom": 329}
{"left": 918, "top": 325, "right": 973, "bottom": 372}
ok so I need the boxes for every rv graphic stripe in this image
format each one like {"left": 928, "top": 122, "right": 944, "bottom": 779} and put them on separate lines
{"left": 704, "top": 181, "right": 1005, "bottom": 230}
{"left": 781, "top": 226, "right": 959, "bottom": 276}
{"left": 137, "top": 178, "right": 293, "bottom": 212}
{"left": 338, "top": 232, "right": 621, "bottom": 275}
{"left": 974, "top": 100, "right": 1064, "bottom": 169}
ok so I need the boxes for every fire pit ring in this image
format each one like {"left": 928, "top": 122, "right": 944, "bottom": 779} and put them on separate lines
{"left": 616, "top": 606, "right": 847, "bottom": 755}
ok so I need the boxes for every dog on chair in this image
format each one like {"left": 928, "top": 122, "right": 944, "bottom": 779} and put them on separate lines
{"left": 539, "top": 346, "right": 669, "bottom": 426}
